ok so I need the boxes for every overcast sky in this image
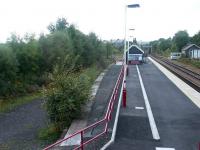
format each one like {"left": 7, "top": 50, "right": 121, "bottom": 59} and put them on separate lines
{"left": 0, "top": 0, "right": 200, "bottom": 42}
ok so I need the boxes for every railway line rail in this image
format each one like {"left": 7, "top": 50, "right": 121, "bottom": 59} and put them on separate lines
{"left": 150, "top": 55, "right": 200, "bottom": 92}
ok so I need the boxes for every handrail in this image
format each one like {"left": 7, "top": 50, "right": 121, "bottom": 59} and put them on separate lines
{"left": 44, "top": 65, "right": 124, "bottom": 150}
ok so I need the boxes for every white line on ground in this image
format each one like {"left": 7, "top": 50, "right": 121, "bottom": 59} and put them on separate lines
{"left": 149, "top": 57, "right": 200, "bottom": 109}
{"left": 135, "top": 106, "right": 144, "bottom": 110}
{"left": 156, "top": 147, "right": 175, "bottom": 150}
{"left": 115, "top": 61, "right": 123, "bottom": 65}
{"left": 136, "top": 65, "right": 160, "bottom": 140}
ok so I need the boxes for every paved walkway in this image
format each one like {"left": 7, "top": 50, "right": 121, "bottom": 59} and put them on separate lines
{"left": 87, "top": 65, "right": 121, "bottom": 126}
{"left": 108, "top": 59, "right": 200, "bottom": 150}
{"left": 0, "top": 99, "right": 48, "bottom": 150}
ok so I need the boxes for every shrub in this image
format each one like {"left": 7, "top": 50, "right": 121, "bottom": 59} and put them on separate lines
{"left": 45, "top": 71, "right": 90, "bottom": 129}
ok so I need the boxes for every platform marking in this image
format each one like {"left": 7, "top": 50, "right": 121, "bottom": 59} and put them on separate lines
{"left": 135, "top": 106, "right": 144, "bottom": 110}
{"left": 136, "top": 65, "right": 160, "bottom": 140}
{"left": 149, "top": 57, "right": 200, "bottom": 109}
{"left": 156, "top": 147, "right": 175, "bottom": 150}
{"left": 115, "top": 61, "right": 123, "bottom": 65}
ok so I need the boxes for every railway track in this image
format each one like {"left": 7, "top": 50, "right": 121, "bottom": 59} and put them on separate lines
{"left": 150, "top": 55, "right": 200, "bottom": 92}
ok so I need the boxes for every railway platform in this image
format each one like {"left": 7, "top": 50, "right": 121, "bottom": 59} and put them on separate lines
{"left": 107, "top": 58, "right": 200, "bottom": 150}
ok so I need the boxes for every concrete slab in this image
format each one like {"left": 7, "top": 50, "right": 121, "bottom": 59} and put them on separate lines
{"left": 60, "top": 120, "right": 86, "bottom": 146}
{"left": 115, "top": 61, "right": 123, "bottom": 65}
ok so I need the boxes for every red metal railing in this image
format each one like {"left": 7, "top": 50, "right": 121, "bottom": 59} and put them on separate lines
{"left": 44, "top": 65, "right": 124, "bottom": 150}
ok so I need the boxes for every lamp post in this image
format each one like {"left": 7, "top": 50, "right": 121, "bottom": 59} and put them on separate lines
{"left": 124, "top": 4, "right": 139, "bottom": 65}
{"left": 123, "top": 4, "right": 140, "bottom": 108}
{"left": 128, "top": 36, "right": 133, "bottom": 61}
{"left": 128, "top": 29, "right": 135, "bottom": 53}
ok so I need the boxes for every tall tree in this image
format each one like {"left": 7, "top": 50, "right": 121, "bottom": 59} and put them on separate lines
{"left": 191, "top": 31, "right": 200, "bottom": 46}
{"left": 158, "top": 38, "right": 172, "bottom": 51}
{"left": 0, "top": 44, "right": 18, "bottom": 96}
{"left": 173, "top": 30, "right": 189, "bottom": 52}
{"left": 48, "top": 18, "right": 69, "bottom": 33}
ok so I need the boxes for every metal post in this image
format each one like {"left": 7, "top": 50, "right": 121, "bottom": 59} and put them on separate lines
{"left": 109, "top": 106, "right": 112, "bottom": 120}
{"left": 124, "top": 6, "right": 127, "bottom": 66}
{"left": 80, "top": 131, "right": 84, "bottom": 150}
{"left": 123, "top": 6, "right": 127, "bottom": 108}
{"left": 199, "top": 142, "right": 200, "bottom": 150}
{"left": 122, "top": 80, "right": 126, "bottom": 108}
{"left": 128, "top": 39, "right": 130, "bottom": 60}
{"left": 126, "top": 66, "right": 129, "bottom": 76}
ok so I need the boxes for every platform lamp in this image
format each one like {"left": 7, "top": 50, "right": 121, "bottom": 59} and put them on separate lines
{"left": 123, "top": 4, "right": 140, "bottom": 108}
{"left": 124, "top": 4, "right": 140, "bottom": 65}
{"left": 128, "top": 29, "right": 135, "bottom": 52}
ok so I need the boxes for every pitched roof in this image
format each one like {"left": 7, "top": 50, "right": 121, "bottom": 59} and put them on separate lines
{"left": 128, "top": 45, "right": 144, "bottom": 54}
{"left": 182, "top": 44, "right": 200, "bottom": 51}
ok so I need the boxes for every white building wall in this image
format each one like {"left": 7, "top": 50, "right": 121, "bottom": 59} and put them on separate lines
{"left": 190, "top": 49, "right": 200, "bottom": 59}
{"left": 128, "top": 54, "right": 143, "bottom": 61}
{"left": 192, "top": 49, "right": 200, "bottom": 58}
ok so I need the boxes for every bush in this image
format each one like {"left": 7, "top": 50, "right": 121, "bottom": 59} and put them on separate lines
{"left": 45, "top": 71, "right": 90, "bottom": 129}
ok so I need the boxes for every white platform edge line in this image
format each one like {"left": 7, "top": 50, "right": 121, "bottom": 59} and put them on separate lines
{"left": 100, "top": 74, "right": 124, "bottom": 150}
{"left": 156, "top": 147, "right": 175, "bottom": 150}
{"left": 136, "top": 65, "right": 160, "bottom": 140}
{"left": 149, "top": 57, "right": 200, "bottom": 109}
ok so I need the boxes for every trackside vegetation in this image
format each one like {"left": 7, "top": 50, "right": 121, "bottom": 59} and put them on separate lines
{"left": 150, "top": 30, "right": 200, "bottom": 55}
{"left": 0, "top": 18, "right": 119, "bottom": 142}
{"left": 150, "top": 30, "right": 200, "bottom": 68}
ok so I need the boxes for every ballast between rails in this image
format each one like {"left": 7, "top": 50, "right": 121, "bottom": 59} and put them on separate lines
{"left": 151, "top": 55, "right": 200, "bottom": 92}
{"left": 161, "top": 58, "right": 200, "bottom": 80}
{"left": 43, "top": 64, "right": 125, "bottom": 150}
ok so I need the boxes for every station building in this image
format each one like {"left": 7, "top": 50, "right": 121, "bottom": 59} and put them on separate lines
{"left": 181, "top": 44, "right": 200, "bottom": 59}
{"left": 126, "top": 45, "right": 144, "bottom": 64}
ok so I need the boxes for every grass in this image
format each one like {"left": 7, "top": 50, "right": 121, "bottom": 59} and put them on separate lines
{"left": 83, "top": 65, "right": 102, "bottom": 83}
{"left": 38, "top": 123, "right": 62, "bottom": 144}
{"left": 177, "top": 58, "right": 200, "bottom": 69}
{"left": 0, "top": 92, "right": 43, "bottom": 113}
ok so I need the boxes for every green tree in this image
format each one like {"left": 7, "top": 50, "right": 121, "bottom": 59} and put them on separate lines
{"left": 191, "top": 31, "right": 200, "bottom": 46}
{"left": 38, "top": 31, "right": 73, "bottom": 72}
{"left": 150, "top": 40, "right": 159, "bottom": 53}
{"left": 158, "top": 38, "right": 172, "bottom": 51}
{"left": 0, "top": 44, "right": 18, "bottom": 97}
{"left": 0, "top": 17, "right": 117, "bottom": 100}
{"left": 48, "top": 18, "right": 69, "bottom": 33}
{"left": 15, "top": 36, "right": 41, "bottom": 81}
{"left": 173, "top": 30, "right": 189, "bottom": 52}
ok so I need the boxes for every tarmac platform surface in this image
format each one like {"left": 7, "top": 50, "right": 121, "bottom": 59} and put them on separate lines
{"left": 108, "top": 59, "right": 200, "bottom": 150}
